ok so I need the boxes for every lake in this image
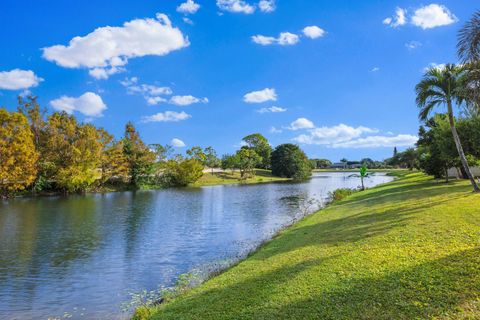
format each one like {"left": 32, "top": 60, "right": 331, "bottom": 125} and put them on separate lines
{"left": 0, "top": 172, "right": 394, "bottom": 319}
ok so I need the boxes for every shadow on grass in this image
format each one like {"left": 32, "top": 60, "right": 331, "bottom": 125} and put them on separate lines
{"left": 252, "top": 176, "right": 471, "bottom": 260}
{"left": 152, "top": 248, "right": 480, "bottom": 319}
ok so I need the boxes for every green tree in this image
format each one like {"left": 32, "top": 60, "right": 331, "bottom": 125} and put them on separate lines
{"left": 236, "top": 148, "right": 261, "bottom": 179}
{"left": 0, "top": 109, "right": 39, "bottom": 197}
{"left": 221, "top": 153, "right": 238, "bottom": 174}
{"left": 242, "top": 133, "right": 271, "bottom": 169}
{"left": 271, "top": 144, "right": 312, "bottom": 180}
{"left": 17, "top": 95, "right": 48, "bottom": 191}
{"left": 186, "top": 146, "right": 206, "bottom": 164}
{"left": 98, "top": 128, "right": 128, "bottom": 184}
{"left": 204, "top": 146, "right": 220, "bottom": 174}
{"left": 164, "top": 159, "right": 204, "bottom": 187}
{"left": 416, "top": 64, "right": 480, "bottom": 192}
{"left": 123, "top": 122, "right": 156, "bottom": 187}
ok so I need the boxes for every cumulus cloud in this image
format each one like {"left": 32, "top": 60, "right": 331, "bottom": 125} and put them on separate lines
{"left": 120, "top": 77, "right": 172, "bottom": 105}
{"left": 42, "top": 14, "right": 189, "bottom": 79}
{"left": 142, "top": 111, "right": 191, "bottom": 123}
{"left": 371, "top": 67, "right": 380, "bottom": 72}
{"left": 169, "top": 95, "right": 209, "bottom": 106}
{"left": 259, "top": 0, "right": 276, "bottom": 13}
{"left": 331, "top": 134, "right": 418, "bottom": 148}
{"left": 244, "top": 88, "right": 277, "bottom": 103}
{"left": 50, "top": 92, "right": 107, "bottom": 117}
{"left": 171, "top": 138, "right": 186, "bottom": 147}
{"left": 383, "top": 7, "right": 407, "bottom": 28}
{"left": 270, "top": 126, "right": 282, "bottom": 134}
{"left": 289, "top": 122, "right": 417, "bottom": 148}
{"left": 0, "top": 69, "right": 43, "bottom": 90}
{"left": 252, "top": 32, "right": 299, "bottom": 46}
{"left": 183, "top": 17, "right": 194, "bottom": 25}
{"left": 256, "top": 106, "right": 287, "bottom": 113}
{"left": 288, "top": 118, "right": 315, "bottom": 131}
{"left": 302, "top": 26, "right": 325, "bottom": 39}
{"left": 293, "top": 124, "right": 376, "bottom": 143}
{"left": 411, "top": 4, "right": 457, "bottom": 29}
{"left": 217, "top": 0, "right": 255, "bottom": 14}
{"left": 383, "top": 4, "right": 456, "bottom": 30}
{"left": 177, "top": 0, "right": 200, "bottom": 14}
{"left": 405, "top": 40, "right": 422, "bottom": 50}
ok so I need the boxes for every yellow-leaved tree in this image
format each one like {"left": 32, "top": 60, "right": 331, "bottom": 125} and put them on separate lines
{"left": 0, "top": 108, "right": 39, "bottom": 197}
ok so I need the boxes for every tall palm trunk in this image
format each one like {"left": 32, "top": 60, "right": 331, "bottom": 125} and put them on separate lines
{"left": 447, "top": 101, "right": 480, "bottom": 192}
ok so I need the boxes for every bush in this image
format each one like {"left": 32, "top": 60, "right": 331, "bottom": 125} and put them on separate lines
{"left": 328, "top": 188, "right": 357, "bottom": 203}
{"left": 163, "top": 159, "right": 204, "bottom": 187}
{"left": 271, "top": 144, "right": 312, "bottom": 180}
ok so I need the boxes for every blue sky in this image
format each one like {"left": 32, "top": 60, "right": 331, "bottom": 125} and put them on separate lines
{"left": 0, "top": 0, "right": 477, "bottom": 161}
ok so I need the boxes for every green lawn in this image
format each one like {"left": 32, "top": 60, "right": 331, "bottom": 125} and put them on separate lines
{"left": 194, "top": 169, "right": 290, "bottom": 186}
{"left": 142, "top": 173, "right": 480, "bottom": 319}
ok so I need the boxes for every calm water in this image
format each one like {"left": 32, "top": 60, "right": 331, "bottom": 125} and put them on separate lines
{"left": 0, "top": 172, "right": 393, "bottom": 320}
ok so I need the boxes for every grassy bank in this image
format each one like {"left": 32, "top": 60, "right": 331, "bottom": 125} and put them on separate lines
{"left": 141, "top": 172, "right": 480, "bottom": 319}
{"left": 194, "top": 169, "right": 290, "bottom": 186}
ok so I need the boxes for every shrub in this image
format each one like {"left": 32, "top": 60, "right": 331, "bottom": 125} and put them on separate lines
{"left": 328, "top": 188, "right": 357, "bottom": 203}
{"left": 271, "top": 144, "right": 311, "bottom": 180}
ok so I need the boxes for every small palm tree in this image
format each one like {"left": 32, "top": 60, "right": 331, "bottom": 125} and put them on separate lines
{"left": 416, "top": 64, "right": 480, "bottom": 192}
{"left": 350, "top": 165, "right": 371, "bottom": 191}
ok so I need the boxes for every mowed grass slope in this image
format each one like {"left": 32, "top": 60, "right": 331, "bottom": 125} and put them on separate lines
{"left": 146, "top": 173, "right": 480, "bottom": 320}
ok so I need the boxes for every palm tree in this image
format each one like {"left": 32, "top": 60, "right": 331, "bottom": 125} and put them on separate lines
{"left": 457, "top": 10, "right": 480, "bottom": 109}
{"left": 457, "top": 10, "right": 480, "bottom": 62}
{"left": 416, "top": 64, "right": 480, "bottom": 192}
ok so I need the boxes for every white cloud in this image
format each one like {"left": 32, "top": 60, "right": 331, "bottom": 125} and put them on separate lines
{"left": 171, "top": 138, "right": 186, "bottom": 147}
{"left": 302, "top": 26, "right": 325, "bottom": 39}
{"left": 293, "top": 123, "right": 376, "bottom": 144}
{"left": 142, "top": 111, "right": 191, "bottom": 123}
{"left": 383, "top": 7, "right": 407, "bottom": 28}
{"left": 424, "top": 62, "right": 446, "bottom": 72}
{"left": 371, "top": 67, "right": 380, "bottom": 72}
{"left": 169, "top": 95, "right": 209, "bottom": 106}
{"left": 256, "top": 106, "right": 287, "bottom": 113}
{"left": 405, "top": 40, "right": 422, "bottom": 50}
{"left": 288, "top": 118, "right": 315, "bottom": 131}
{"left": 270, "top": 126, "right": 282, "bottom": 134}
{"left": 183, "top": 17, "right": 194, "bottom": 25}
{"left": 411, "top": 4, "right": 457, "bottom": 29}
{"left": 244, "top": 88, "right": 277, "bottom": 103}
{"left": 252, "top": 32, "right": 299, "bottom": 46}
{"left": 0, "top": 69, "right": 43, "bottom": 90}
{"left": 42, "top": 13, "right": 189, "bottom": 79}
{"left": 177, "top": 0, "right": 200, "bottom": 14}
{"left": 259, "top": 0, "right": 275, "bottom": 13}
{"left": 332, "top": 134, "right": 418, "bottom": 148}
{"left": 251, "top": 35, "right": 277, "bottom": 45}
{"left": 50, "top": 92, "right": 107, "bottom": 117}
{"left": 290, "top": 123, "right": 416, "bottom": 148}
{"left": 120, "top": 77, "right": 172, "bottom": 105}
{"left": 217, "top": 0, "right": 255, "bottom": 14}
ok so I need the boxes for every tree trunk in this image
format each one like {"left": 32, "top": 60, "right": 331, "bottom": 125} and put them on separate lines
{"left": 445, "top": 166, "right": 449, "bottom": 183}
{"left": 447, "top": 101, "right": 480, "bottom": 192}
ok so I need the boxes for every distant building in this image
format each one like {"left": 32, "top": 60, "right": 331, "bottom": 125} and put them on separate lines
{"left": 330, "top": 162, "right": 347, "bottom": 169}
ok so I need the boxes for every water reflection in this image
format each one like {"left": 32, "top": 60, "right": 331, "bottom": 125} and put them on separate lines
{"left": 0, "top": 172, "right": 393, "bottom": 319}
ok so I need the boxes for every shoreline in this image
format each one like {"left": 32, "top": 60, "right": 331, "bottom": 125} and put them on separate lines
{"left": 136, "top": 172, "right": 480, "bottom": 319}
{"left": 130, "top": 172, "right": 404, "bottom": 319}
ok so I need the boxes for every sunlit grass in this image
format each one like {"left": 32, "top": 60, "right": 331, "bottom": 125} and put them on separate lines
{"left": 142, "top": 173, "right": 480, "bottom": 319}
{"left": 194, "top": 169, "right": 290, "bottom": 186}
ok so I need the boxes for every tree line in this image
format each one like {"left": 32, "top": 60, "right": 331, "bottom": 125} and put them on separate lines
{"left": 0, "top": 98, "right": 312, "bottom": 197}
